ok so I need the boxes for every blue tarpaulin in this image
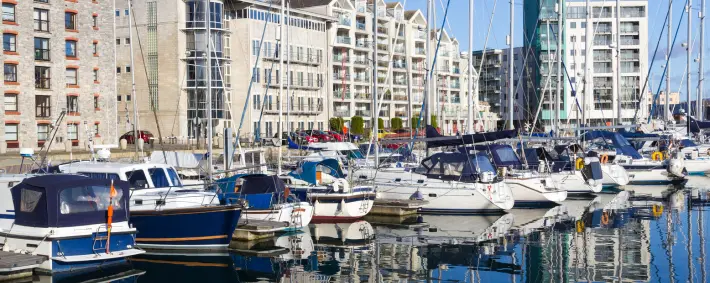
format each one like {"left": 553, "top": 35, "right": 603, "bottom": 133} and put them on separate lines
{"left": 425, "top": 125, "right": 518, "bottom": 148}
{"left": 582, "top": 131, "right": 643, "bottom": 159}
{"left": 288, "top": 158, "right": 344, "bottom": 185}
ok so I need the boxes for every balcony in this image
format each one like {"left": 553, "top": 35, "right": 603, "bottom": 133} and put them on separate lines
{"left": 355, "top": 92, "right": 371, "bottom": 100}
{"left": 333, "top": 55, "right": 349, "bottom": 62}
{"left": 620, "top": 53, "right": 640, "bottom": 61}
{"left": 620, "top": 26, "right": 640, "bottom": 33}
{"left": 452, "top": 68, "right": 461, "bottom": 74}
{"left": 355, "top": 109, "right": 371, "bottom": 116}
{"left": 353, "top": 58, "right": 368, "bottom": 65}
{"left": 393, "top": 94, "right": 407, "bottom": 101}
{"left": 415, "top": 48, "right": 425, "bottom": 55}
{"left": 333, "top": 89, "right": 352, "bottom": 99}
{"left": 394, "top": 46, "right": 405, "bottom": 53}
{"left": 354, "top": 74, "right": 370, "bottom": 82}
{"left": 393, "top": 62, "right": 406, "bottom": 69}
{"left": 593, "top": 54, "right": 612, "bottom": 61}
{"left": 594, "top": 25, "right": 612, "bottom": 33}
{"left": 356, "top": 22, "right": 366, "bottom": 30}
{"left": 416, "top": 31, "right": 426, "bottom": 40}
{"left": 334, "top": 108, "right": 350, "bottom": 117}
{"left": 620, "top": 38, "right": 640, "bottom": 46}
{"left": 394, "top": 78, "right": 407, "bottom": 85}
{"left": 336, "top": 36, "right": 352, "bottom": 45}
{"left": 338, "top": 17, "right": 351, "bottom": 26}
{"left": 394, "top": 110, "right": 407, "bottom": 117}
{"left": 355, "top": 40, "right": 370, "bottom": 48}
{"left": 333, "top": 72, "right": 351, "bottom": 80}
{"left": 377, "top": 27, "right": 388, "bottom": 34}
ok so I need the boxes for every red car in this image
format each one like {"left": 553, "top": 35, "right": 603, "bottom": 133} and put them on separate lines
{"left": 120, "top": 130, "right": 154, "bottom": 144}
{"left": 296, "top": 132, "right": 319, "bottom": 143}
{"left": 326, "top": 131, "right": 345, "bottom": 142}
{"left": 303, "top": 130, "right": 334, "bottom": 142}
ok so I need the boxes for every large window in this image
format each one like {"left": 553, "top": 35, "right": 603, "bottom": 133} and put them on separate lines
{"left": 67, "top": 124, "right": 78, "bottom": 140}
{"left": 126, "top": 170, "right": 148, "bottom": 188}
{"left": 35, "top": 66, "right": 51, "bottom": 89}
{"left": 66, "top": 95, "right": 78, "bottom": 113}
{"left": 59, "top": 185, "right": 124, "bottom": 214}
{"left": 64, "top": 12, "right": 76, "bottom": 30}
{"left": 36, "top": 95, "right": 50, "bottom": 118}
{"left": 4, "top": 124, "right": 17, "bottom": 141}
{"left": 37, "top": 124, "right": 49, "bottom": 141}
{"left": 148, "top": 168, "right": 170, "bottom": 188}
{"left": 65, "top": 40, "right": 77, "bottom": 57}
{"left": 2, "top": 33, "right": 15, "bottom": 52}
{"left": 4, "top": 63, "right": 17, "bottom": 82}
{"left": 65, "top": 68, "right": 77, "bottom": 86}
{"left": 4, "top": 94, "right": 17, "bottom": 111}
{"left": 2, "top": 3, "right": 15, "bottom": 22}
{"left": 33, "top": 9, "right": 49, "bottom": 32}
{"left": 34, "top": 38, "right": 50, "bottom": 61}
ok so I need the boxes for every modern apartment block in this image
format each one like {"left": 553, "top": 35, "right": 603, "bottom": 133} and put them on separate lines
{"left": 0, "top": 0, "right": 117, "bottom": 152}
{"left": 524, "top": 0, "right": 648, "bottom": 129}
{"left": 228, "top": 0, "right": 331, "bottom": 139}
{"left": 470, "top": 47, "right": 526, "bottom": 129}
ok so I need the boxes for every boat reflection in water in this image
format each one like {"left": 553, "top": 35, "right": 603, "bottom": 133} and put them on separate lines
{"left": 28, "top": 263, "right": 144, "bottom": 283}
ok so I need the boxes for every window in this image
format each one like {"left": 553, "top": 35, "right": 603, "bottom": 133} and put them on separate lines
{"left": 3, "top": 33, "right": 16, "bottom": 52}
{"left": 2, "top": 3, "right": 15, "bottom": 22}
{"left": 93, "top": 123, "right": 99, "bottom": 136}
{"left": 117, "top": 95, "right": 121, "bottom": 102}
{"left": 36, "top": 95, "right": 50, "bottom": 118}
{"left": 115, "top": 10, "right": 120, "bottom": 17}
{"left": 148, "top": 168, "right": 170, "bottom": 188}
{"left": 125, "top": 66, "right": 131, "bottom": 73}
{"left": 19, "top": 188, "right": 41, "bottom": 212}
{"left": 93, "top": 69, "right": 98, "bottom": 81}
{"left": 37, "top": 124, "right": 49, "bottom": 141}
{"left": 66, "top": 68, "right": 77, "bottom": 86}
{"left": 34, "top": 38, "right": 50, "bottom": 61}
{"left": 5, "top": 124, "right": 17, "bottom": 141}
{"left": 65, "top": 12, "right": 77, "bottom": 30}
{"left": 59, "top": 185, "right": 124, "bottom": 214}
{"left": 92, "top": 42, "right": 98, "bottom": 55}
{"left": 67, "top": 124, "right": 78, "bottom": 140}
{"left": 116, "top": 38, "right": 120, "bottom": 45}
{"left": 34, "top": 9, "right": 49, "bottom": 32}
{"left": 124, "top": 9, "right": 129, "bottom": 16}
{"left": 4, "top": 94, "right": 17, "bottom": 111}
{"left": 252, "top": 40, "right": 260, "bottom": 56}
{"left": 126, "top": 170, "right": 149, "bottom": 188}
{"left": 116, "top": 67, "right": 121, "bottom": 74}
{"left": 66, "top": 95, "right": 78, "bottom": 113}
{"left": 92, "top": 15, "right": 98, "bottom": 29}
{"left": 65, "top": 40, "right": 77, "bottom": 57}
{"left": 253, "top": 94, "right": 260, "bottom": 109}
{"left": 93, "top": 96, "right": 99, "bottom": 109}
{"left": 35, "top": 66, "right": 51, "bottom": 89}
{"left": 570, "top": 22, "right": 576, "bottom": 29}
{"left": 4, "top": 64, "right": 17, "bottom": 82}
{"left": 126, "top": 95, "right": 131, "bottom": 101}
{"left": 167, "top": 168, "right": 182, "bottom": 187}
{"left": 581, "top": 22, "right": 587, "bottom": 28}
{"left": 125, "top": 38, "right": 130, "bottom": 45}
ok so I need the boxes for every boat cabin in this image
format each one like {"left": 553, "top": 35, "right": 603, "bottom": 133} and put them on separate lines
{"left": 57, "top": 161, "right": 183, "bottom": 189}
{"left": 414, "top": 152, "right": 497, "bottom": 182}
{"left": 215, "top": 174, "right": 289, "bottom": 209}
{"left": 10, "top": 175, "right": 130, "bottom": 228}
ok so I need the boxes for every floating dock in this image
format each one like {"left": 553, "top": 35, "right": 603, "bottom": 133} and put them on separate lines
{"left": 0, "top": 251, "right": 45, "bottom": 281}
{"left": 232, "top": 219, "right": 289, "bottom": 242}
{"left": 369, "top": 199, "right": 428, "bottom": 216}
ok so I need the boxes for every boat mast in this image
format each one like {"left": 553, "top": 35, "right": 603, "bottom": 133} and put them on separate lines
{"left": 583, "top": 0, "right": 591, "bottom": 126}
{"left": 699, "top": 0, "right": 705, "bottom": 120}
{"left": 556, "top": 0, "right": 562, "bottom": 133}
{"left": 205, "top": 0, "right": 213, "bottom": 181}
{"left": 615, "top": 0, "right": 621, "bottom": 124}
{"left": 467, "top": 0, "right": 474, "bottom": 134}
{"left": 286, "top": 1, "right": 291, "bottom": 150}
{"left": 373, "top": 0, "right": 379, "bottom": 167}
{"left": 126, "top": 0, "right": 140, "bottom": 159}
{"left": 688, "top": 0, "right": 693, "bottom": 136}
{"left": 668, "top": 0, "right": 673, "bottom": 122}
{"left": 508, "top": 0, "right": 514, "bottom": 130}
{"left": 277, "top": 0, "right": 284, "bottom": 175}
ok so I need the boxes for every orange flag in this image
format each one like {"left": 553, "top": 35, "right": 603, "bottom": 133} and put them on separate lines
{"left": 106, "top": 180, "right": 115, "bottom": 254}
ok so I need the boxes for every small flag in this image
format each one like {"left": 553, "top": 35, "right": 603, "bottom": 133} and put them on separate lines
{"left": 106, "top": 180, "right": 115, "bottom": 254}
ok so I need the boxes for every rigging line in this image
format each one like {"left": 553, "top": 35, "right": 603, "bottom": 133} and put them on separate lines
{"left": 643, "top": 0, "right": 687, "bottom": 123}
{"left": 255, "top": 10, "right": 283, "bottom": 142}
{"left": 129, "top": 1, "right": 168, "bottom": 163}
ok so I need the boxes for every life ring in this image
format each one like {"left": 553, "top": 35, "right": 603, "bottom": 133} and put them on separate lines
{"left": 652, "top": 204, "right": 664, "bottom": 217}
{"left": 575, "top": 157, "right": 585, "bottom": 170}
{"left": 576, "top": 220, "right": 585, "bottom": 233}
{"left": 651, "top": 151, "right": 664, "bottom": 161}
{"left": 601, "top": 211, "right": 610, "bottom": 225}
{"left": 600, "top": 154, "right": 609, "bottom": 164}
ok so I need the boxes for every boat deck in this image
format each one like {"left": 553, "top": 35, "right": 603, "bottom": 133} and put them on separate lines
{"left": 232, "top": 220, "right": 290, "bottom": 241}
{"left": 0, "top": 251, "right": 46, "bottom": 280}
{"left": 370, "top": 199, "right": 429, "bottom": 216}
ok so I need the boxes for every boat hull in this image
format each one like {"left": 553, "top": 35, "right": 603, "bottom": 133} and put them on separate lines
{"left": 683, "top": 158, "right": 710, "bottom": 175}
{"left": 506, "top": 178, "right": 567, "bottom": 207}
{"left": 624, "top": 168, "right": 686, "bottom": 185}
{"left": 241, "top": 202, "right": 314, "bottom": 229}
{"left": 130, "top": 205, "right": 242, "bottom": 250}
{"left": 601, "top": 164, "right": 630, "bottom": 188}
{"left": 290, "top": 187, "right": 376, "bottom": 221}
{"left": 549, "top": 171, "right": 602, "bottom": 194}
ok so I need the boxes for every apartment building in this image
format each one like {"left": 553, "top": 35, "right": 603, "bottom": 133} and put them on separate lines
{"left": 228, "top": 0, "right": 331, "bottom": 139}
{"left": 470, "top": 47, "right": 526, "bottom": 129}
{"left": 524, "top": 0, "right": 648, "bottom": 129}
{"left": 0, "top": 0, "right": 117, "bottom": 152}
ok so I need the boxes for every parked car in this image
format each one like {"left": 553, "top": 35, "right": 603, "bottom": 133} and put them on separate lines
{"left": 120, "top": 130, "right": 153, "bottom": 144}
{"left": 377, "top": 129, "right": 394, "bottom": 140}
{"left": 325, "top": 131, "right": 345, "bottom": 142}
{"left": 296, "top": 131, "right": 319, "bottom": 143}
{"left": 274, "top": 132, "right": 301, "bottom": 146}
{"left": 303, "top": 130, "right": 335, "bottom": 142}
{"left": 345, "top": 132, "right": 363, "bottom": 142}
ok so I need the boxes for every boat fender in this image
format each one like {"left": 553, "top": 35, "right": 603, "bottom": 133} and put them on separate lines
{"left": 601, "top": 211, "right": 610, "bottom": 225}
{"left": 410, "top": 190, "right": 424, "bottom": 200}
{"left": 652, "top": 204, "right": 663, "bottom": 217}
{"left": 575, "top": 158, "right": 584, "bottom": 170}
{"left": 600, "top": 154, "right": 609, "bottom": 164}
{"left": 651, "top": 151, "right": 664, "bottom": 161}
{"left": 576, "top": 220, "right": 584, "bottom": 233}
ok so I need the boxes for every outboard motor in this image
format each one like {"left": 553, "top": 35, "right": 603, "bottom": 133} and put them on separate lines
{"left": 667, "top": 152, "right": 687, "bottom": 178}
{"left": 581, "top": 157, "right": 603, "bottom": 186}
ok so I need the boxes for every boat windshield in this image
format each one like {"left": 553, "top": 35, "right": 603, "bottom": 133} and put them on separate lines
{"left": 681, "top": 139, "right": 698, "bottom": 147}
{"left": 471, "top": 153, "right": 496, "bottom": 174}
{"left": 343, "top": 149, "right": 364, "bottom": 160}
{"left": 59, "top": 185, "right": 124, "bottom": 214}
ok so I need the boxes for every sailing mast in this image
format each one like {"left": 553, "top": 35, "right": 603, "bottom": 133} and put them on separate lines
{"left": 424, "top": 0, "right": 431, "bottom": 156}
{"left": 205, "top": 0, "right": 213, "bottom": 181}
{"left": 286, "top": 1, "right": 291, "bottom": 154}
{"left": 126, "top": 0, "right": 140, "bottom": 159}
{"left": 700, "top": 0, "right": 706, "bottom": 120}
{"left": 467, "top": 0, "right": 474, "bottom": 134}
{"left": 615, "top": 0, "right": 621, "bottom": 124}
{"left": 668, "top": 0, "right": 673, "bottom": 121}
{"left": 583, "top": 0, "right": 591, "bottom": 126}
{"left": 688, "top": 0, "right": 693, "bottom": 135}
{"left": 556, "top": 0, "right": 562, "bottom": 133}
{"left": 508, "top": 0, "right": 514, "bottom": 130}
{"left": 373, "top": 0, "right": 379, "bottom": 167}
{"left": 277, "top": 0, "right": 285, "bottom": 175}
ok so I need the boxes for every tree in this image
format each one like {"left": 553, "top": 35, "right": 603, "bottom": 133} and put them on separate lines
{"left": 378, "top": 118, "right": 384, "bottom": 129}
{"left": 411, "top": 117, "right": 420, "bottom": 129}
{"left": 391, "top": 117, "right": 403, "bottom": 130}
{"left": 431, "top": 115, "right": 438, "bottom": 128}
{"left": 329, "top": 117, "right": 344, "bottom": 131}
{"left": 351, "top": 116, "right": 364, "bottom": 135}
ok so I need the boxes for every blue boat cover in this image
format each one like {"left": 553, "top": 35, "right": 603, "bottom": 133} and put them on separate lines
{"left": 582, "top": 131, "right": 642, "bottom": 159}
{"left": 680, "top": 138, "right": 698, "bottom": 147}
{"left": 416, "top": 152, "right": 496, "bottom": 179}
{"left": 465, "top": 144, "right": 524, "bottom": 169}
{"left": 425, "top": 125, "right": 518, "bottom": 148}
{"left": 214, "top": 174, "right": 286, "bottom": 209}
{"left": 689, "top": 117, "right": 710, "bottom": 133}
{"left": 11, "top": 174, "right": 130, "bottom": 228}
{"left": 289, "top": 158, "right": 344, "bottom": 185}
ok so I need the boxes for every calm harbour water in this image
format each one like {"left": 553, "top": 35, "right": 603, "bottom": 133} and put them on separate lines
{"left": 37, "top": 176, "right": 710, "bottom": 283}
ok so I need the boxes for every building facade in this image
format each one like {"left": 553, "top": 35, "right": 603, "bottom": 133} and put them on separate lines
{"left": 1, "top": 0, "right": 117, "bottom": 152}
{"left": 524, "top": 0, "right": 649, "bottom": 130}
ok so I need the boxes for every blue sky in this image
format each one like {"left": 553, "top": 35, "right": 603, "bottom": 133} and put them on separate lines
{"left": 400, "top": 0, "right": 709, "bottom": 102}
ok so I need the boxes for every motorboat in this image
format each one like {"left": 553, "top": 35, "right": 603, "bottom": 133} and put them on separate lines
{"left": 215, "top": 174, "right": 314, "bottom": 230}
{"left": 0, "top": 175, "right": 144, "bottom": 273}
{"left": 519, "top": 145, "right": 604, "bottom": 194}
{"left": 284, "top": 159, "right": 376, "bottom": 221}
{"left": 57, "top": 161, "right": 242, "bottom": 250}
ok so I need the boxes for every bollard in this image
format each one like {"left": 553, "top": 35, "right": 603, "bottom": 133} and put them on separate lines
{"left": 120, "top": 139, "right": 128, "bottom": 150}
